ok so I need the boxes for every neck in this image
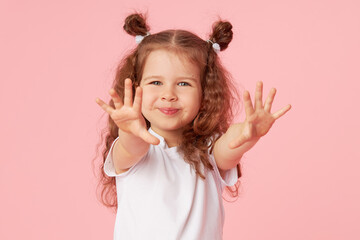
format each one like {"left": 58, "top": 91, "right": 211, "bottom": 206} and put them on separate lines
{"left": 151, "top": 127, "right": 183, "bottom": 148}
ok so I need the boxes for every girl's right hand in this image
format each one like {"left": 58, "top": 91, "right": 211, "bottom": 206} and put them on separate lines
{"left": 95, "top": 78, "right": 160, "bottom": 145}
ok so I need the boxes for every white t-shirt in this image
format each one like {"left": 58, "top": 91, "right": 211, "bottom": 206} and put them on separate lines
{"left": 104, "top": 128, "right": 239, "bottom": 240}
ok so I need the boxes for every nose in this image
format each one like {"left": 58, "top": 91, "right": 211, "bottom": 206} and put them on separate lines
{"left": 161, "top": 86, "right": 178, "bottom": 102}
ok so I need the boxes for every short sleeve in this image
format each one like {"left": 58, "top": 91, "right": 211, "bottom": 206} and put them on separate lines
{"left": 208, "top": 152, "right": 239, "bottom": 192}
{"left": 103, "top": 136, "right": 140, "bottom": 177}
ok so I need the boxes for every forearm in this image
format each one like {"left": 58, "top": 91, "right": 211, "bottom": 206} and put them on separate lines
{"left": 112, "top": 129, "right": 150, "bottom": 170}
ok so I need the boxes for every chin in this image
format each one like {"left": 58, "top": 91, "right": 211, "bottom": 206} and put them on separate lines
{"left": 150, "top": 121, "right": 188, "bottom": 132}
{"left": 156, "top": 126, "right": 184, "bottom": 132}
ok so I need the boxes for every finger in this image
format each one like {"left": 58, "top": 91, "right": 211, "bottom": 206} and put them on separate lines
{"left": 255, "top": 81, "right": 263, "bottom": 110}
{"left": 272, "top": 104, "right": 292, "bottom": 120}
{"left": 124, "top": 78, "right": 133, "bottom": 107}
{"left": 139, "top": 129, "right": 161, "bottom": 145}
{"left": 109, "top": 88, "right": 123, "bottom": 109}
{"left": 243, "top": 90, "right": 255, "bottom": 119}
{"left": 133, "top": 87, "right": 143, "bottom": 113}
{"left": 264, "top": 88, "right": 276, "bottom": 113}
{"left": 95, "top": 97, "right": 115, "bottom": 115}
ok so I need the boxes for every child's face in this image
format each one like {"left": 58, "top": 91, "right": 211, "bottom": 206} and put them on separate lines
{"left": 140, "top": 49, "right": 202, "bottom": 135}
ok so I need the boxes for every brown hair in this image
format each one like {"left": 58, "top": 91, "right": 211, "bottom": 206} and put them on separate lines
{"left": 94, "top": 12, "right": 242, "bottom": 213}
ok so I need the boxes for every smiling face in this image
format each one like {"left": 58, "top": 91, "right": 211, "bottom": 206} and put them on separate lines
{"left": 139, "top": 49, "right": 202, "bottom": 137}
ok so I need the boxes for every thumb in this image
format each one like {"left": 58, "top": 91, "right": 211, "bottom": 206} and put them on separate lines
{"left": 228, "top": 135, "right": 248, "bottom": 149}
{"left": 228, "top": 123, "right": 254, "bottom": 149}
{"left": 139, "top": 129, "right": 161, "bottom": 145}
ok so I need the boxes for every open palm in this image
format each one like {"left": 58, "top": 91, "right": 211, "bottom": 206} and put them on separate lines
{"left": 95, "top": 78, "right": 160, "bottom": 145}
{"left": 229, "top": 81, "right": 291, "bottom": 149}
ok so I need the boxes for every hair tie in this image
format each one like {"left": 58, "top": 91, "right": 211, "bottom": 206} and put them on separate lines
{"left": 206, "top": 39, "right": 220, "bottom": 53}
{"left": 135, "top": 32, "right": 151, "bottom": 44}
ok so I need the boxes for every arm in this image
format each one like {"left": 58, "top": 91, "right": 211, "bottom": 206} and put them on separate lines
{"left": 96, "top": 78, "right": 160, "bottom": 174}
{"left": 213, "top": 81, "right": 291, "bottom": 171}
{"left": 112, "top": 129, "right": 150, "bottom": 174}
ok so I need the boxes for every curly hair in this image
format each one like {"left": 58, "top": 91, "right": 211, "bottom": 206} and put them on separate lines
{"left": 94, "top": 12, "right": 242, "bottom": 213}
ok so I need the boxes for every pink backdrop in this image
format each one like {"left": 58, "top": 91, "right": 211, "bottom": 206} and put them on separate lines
{"left": 1, "top": 0, "right": 359, "bottom": 239}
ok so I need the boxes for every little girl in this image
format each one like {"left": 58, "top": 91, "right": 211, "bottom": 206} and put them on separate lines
{"left": 95, "top": 12, "right": 291, "bottom": 240}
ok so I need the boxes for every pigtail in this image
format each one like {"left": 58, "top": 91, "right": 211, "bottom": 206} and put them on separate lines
{"left": 200, "top": 19, "right": 241, "bottom": 199}
{"left": 208, "top": 20, "right": 233, "bottom": 51}
{"left": 197, "top": 19, "right": 235, "bottom": 137}
{"left": 123, "top": 12, "right": 150, "bottom": 36}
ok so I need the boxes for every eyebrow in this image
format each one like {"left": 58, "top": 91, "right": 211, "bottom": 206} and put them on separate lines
{"left": 142, "top": 75, "right": 199, "bottom": 82}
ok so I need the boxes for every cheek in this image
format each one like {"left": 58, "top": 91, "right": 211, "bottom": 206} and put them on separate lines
{"left": 141, "top": 90, "right": 156, "bottom": 110}
{"left": 185, "top": 93, "right": 202, "bottom": 113}
{"left": 140, "top": 97, "right": 152, "bottom": 121}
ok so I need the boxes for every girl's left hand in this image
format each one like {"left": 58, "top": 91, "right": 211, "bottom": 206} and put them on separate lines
{"left": 228, "top": 81, "right": 292, "bottom": 149}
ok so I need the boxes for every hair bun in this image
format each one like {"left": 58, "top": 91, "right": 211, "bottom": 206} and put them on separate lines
{"left": 209, "top": 20, "right": 233, "bottom": 51}
{"left": 123, "top": 13, "right": 150, "bottom": 36}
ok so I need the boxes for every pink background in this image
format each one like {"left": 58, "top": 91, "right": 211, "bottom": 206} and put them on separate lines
{"left": 1, "top": 0, "right": 359, "bottom": 239}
